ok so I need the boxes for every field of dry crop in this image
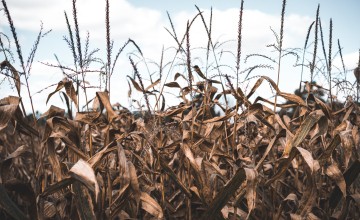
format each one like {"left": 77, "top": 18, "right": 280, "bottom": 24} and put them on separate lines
{"left": 1, "top": 0, "right": 360, "bottom": 219}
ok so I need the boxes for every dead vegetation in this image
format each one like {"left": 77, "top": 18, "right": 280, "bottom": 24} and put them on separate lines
{"left": 1, "top": 0, "right": 360, "bottom": 219}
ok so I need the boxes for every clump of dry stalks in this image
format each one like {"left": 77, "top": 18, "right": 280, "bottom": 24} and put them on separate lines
{"left": 1, "top": 0, "right": 360, "bottom": 219}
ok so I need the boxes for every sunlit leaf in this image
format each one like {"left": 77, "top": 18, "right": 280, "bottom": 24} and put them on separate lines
{"left": 140, "top": 192, "right": 163, "bottom": 219}
{"left": 69, "top": 159, "right": 100, "bottom": 202}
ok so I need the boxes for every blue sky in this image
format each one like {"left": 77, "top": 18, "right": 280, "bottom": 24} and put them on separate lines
{"left": 0, "top": 0, "right": 359, "bottom": 113}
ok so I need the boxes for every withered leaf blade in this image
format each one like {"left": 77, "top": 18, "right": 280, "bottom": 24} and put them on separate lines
{"left": 314, "top": 96, "right": 331, "bottom": 119}
{"left": 296, "top": 147, "right": 319, "bottom": 174}
{"left": 127, "top": 75, "right": 143, "bottom": 92}
{"left": 255, "top": 130, "right": 286, "bottom": 171}
{"left": 203, "top": 111, "right": 234, "bottom": 123}
{"left": 174, "top": 72, "right": 186, "bottom": 81}
{"left": 87, "top": 140, "right": 115, "bottom": 168}
{"left": 75, "top": 111, "right": 101, "bottom": 124}
{"left": 329, "top": 160, "right": 360, "bottom": 209}
{"left": 283, "top": 193, "right": 299, "bottom": 212}
{"left": 350, "top": 194, "right": 360, "bottom": 206}
{"left": 158, "top": 155, "right": 192, "bottom": 198}
{"left": 46, "top": 79, "right": 65, "bottom": 105}
{"left": 282, "top": 111, "right": 323, "bottom": 157}
{"left": 140, "top": 192, "right": 164, "bottom": 219}
{"left": 326, "top": 164, "right": 346, "bottom": 197}
{"left": 340, "top": 131, "right": 354, "bottom": 168}
{"left": 117, "top": 141, "right": 130, "bottom": 187}
{"left": 244, "top": 168, "right": 257, "bottom": 218}
{"left": 45, "top": 137, "right": 63, "bottom": 182}
{"left": 310, "top": 115, "right": 328, "bottom": 143}
{"left": 290, "top": 213, "right": 302, "bottom": 220}
{"left": 41, "top": 178, "right": 74, "bottom": 197}
{"left": 181, "top": 142, "right": 199, "bottom": 171}
{"left": 69, "top": 159, "right": 100, "bottom": 202}
{"left": 64, "top": 80, "right": 78, "bottom": 107}
{"left": 1, "top": 60, "right": 21, "bottom": 94}
{"left": 193, "top": 65, "right": 207, "bottom": 80}
{"left": 0, "top": 96, "right": 21, "bottom": 131}
{"left": 318, "top": 134, "right": 341, "bottom": 166}
{"left": 297, "top": 171, "right": 317, "bottom": 216}
{"left": 202, "top": 168, "right": 247, "bottom": 219}
{"left": 164, "top": 81, "right": 181, "bottom": 88}
{"left": 265, "top": 149, "right": 298, "bottom": 186}
{"left": 39, "top": 105, "right": 65, "bottom": 119}
{"left": 145, "top": 78, "right": 161, "bottom": 91}
{"left": 96, "top": 91, "right": 118, "bottom": 122}
{"left": 221, "top": 206, "right": 247, "bottom": 219}
{"left": 128, "top": 161, "right": 141, "bottom": 212}
{"left": 248, "top": 76, "right": 306, "bottom": 106}
{"left": 73, "top": 182, "right": 96, "bottom": 220}
{"left": 279, "top": 91, "right": 306, "bottom": 106}
{"left": 274, "top": 193, "right": 299, "bottom": 219}
{"left": 4, "top": 145, "right": 31, "bottom": 161}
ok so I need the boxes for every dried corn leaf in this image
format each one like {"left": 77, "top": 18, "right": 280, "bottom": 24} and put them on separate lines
{"left": 158, "top": 155, "right": 192, "bottom": 198}
{"left": 64, "top": 80, "right": 78, "bottom": 107}
{"left": 45, "top": 137, "right": 63, "bottom": 182}
{"left": 244, "top": 168, "right": 257, "bottom": 218}
{"left": 75, "top": 111, "right": 101, "bottom": 124}
{"left": 222, "top": 206, "right": 247, "bottom": 219}
{"left": 69, "top": 159, "right": 100, "bottom": 202}
{"left": 129, "top": 161, "right": 141, "bottom": 211}
{"left": 318, "top": 134, "right": 341, "bottom": 164}
{"left": 248, "top": 76, "right": 306, "bottom": 106}
{"left": 127, "top": 76, "right": 143, "bottom": 92}
{"left": 282, "top": 111, "right": 323, "bottom": 157}
{"left": 329, "top": 160, "right": 360, "bottom": 209}
{"left": 0, "top": 96, "right": 21, "bottom": 131}
{"left": 1, "top": 60, "right": 21, "bottom": 94}
{"left": 203, "top": 111, "right": 234, "bottom": 123}
{"left": 41, "top": 178, "right": 74, "bottom": 197}
{"left": 202, "top": 168, "right": 247, "bottom": 219}
{"left": 296, "top": 147, "right": 319, "bottom": 173}
{"left": 340, "top": 131, "right": 354, "bottom": 168}
{"left": 140, "top": 192, "right": 163, "bottom": 219}
{"left": 40, "top": 105, "right": 65, "bottom": 119}
{"left": 3, "top": 145, "right": 31, "bottom": 161}
{"left": 73, "top": 182, "right": 96, "bottom": 220}
{"left": 96, "top": 91, "right": 118, "bottom": 122}
{"left": 174, "top": 72, "right": 186, "bottom": 81}
{"left": 87, "top": 140, "right": 116, "bottom": 168}
{"left": 274, "top": 193, "right": 298, "bottom": 219}
{"left": 309, "top": 115, "right": 328, "bottom": 143}
{"left": 193, "top": 65, "right": 207, "bottom": 80}
{"left": 326, "top": 164, "right": 346, "bottom": 197}
{"left": 47, "top": 78, "right": 77, "bottom": 106}
{"left": 255, "top": 130, "right": 286, "bottom": 171}
{"left": 314, "top": 96, "right": 331, "bottom": 119}
{"left": 145, "top": 78, "right": 161, "bottom": 91}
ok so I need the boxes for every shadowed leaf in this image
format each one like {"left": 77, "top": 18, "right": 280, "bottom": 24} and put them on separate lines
{"left": 0, "top": 185, "right": 28, "bottom": 220}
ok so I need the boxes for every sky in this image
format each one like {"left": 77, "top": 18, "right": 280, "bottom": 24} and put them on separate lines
{"left": 0, "top": 0, "right": 359, "bottom": 114}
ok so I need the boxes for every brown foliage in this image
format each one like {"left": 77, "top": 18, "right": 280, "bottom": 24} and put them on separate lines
{"left": 1, "top": 71, "right": 360, "bottom": 219}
